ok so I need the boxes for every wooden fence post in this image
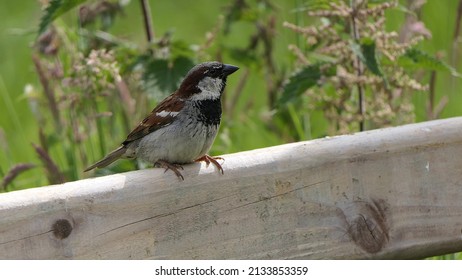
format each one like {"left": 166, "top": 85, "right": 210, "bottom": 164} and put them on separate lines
{"left": 1, "top": 117, "right": 462, "bottom": 259}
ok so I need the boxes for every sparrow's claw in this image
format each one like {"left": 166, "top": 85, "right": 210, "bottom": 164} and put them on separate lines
{"left": 155, "top": 160, "right": 184, "bottom": 180}
{"left": 195, "top": 155, "right": 224, "bottom": 174}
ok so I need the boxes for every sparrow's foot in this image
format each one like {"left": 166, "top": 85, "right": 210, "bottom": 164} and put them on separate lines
{"left": 155, "top": 160, "right": 184, "bottom": 180}
{"left": 195, "top": 155, "right": 224, "bottom": 174}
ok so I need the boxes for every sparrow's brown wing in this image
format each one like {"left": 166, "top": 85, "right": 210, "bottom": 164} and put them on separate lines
{"left": 122, "top": 94, "right": 184, "bottom": 144}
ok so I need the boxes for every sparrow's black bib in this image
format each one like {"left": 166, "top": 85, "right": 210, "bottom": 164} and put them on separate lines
{"left": 194, "top": 99, "right": 222, "bottom": 126}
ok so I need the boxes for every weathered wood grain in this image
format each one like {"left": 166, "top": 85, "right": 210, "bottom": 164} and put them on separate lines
{"left": 1, "top": 117, "right": 462, "bottom": 259}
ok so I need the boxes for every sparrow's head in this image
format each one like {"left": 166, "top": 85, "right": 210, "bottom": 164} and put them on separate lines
{"left": 178, "top": 61, "right": 239, "bottom": 100}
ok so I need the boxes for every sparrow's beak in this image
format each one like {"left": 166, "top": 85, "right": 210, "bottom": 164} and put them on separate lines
{"left": 222, "top": 64, "right": 239, "bottom": 76}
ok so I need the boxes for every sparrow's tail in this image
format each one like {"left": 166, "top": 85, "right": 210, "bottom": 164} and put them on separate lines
{"left": 84, "top": 146, "right": 127, "bottom": 172}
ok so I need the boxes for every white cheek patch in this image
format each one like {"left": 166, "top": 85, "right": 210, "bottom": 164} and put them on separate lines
{"left": 156, "top": 110, "right": 179, "bottom": 118}
{"left": 191, "top": 76, "right": 223, "bottom": 101}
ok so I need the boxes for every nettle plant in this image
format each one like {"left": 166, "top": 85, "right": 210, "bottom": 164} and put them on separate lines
{"left": 280, "top": 0, "right": 459, "bottom": 135}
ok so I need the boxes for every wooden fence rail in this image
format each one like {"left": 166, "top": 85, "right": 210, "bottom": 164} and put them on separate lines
{"left": 1, "top": 117, "right": 462, "bottom": 259}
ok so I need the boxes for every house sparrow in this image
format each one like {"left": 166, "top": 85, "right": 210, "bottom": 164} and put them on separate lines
{"left": 85, "top": 61, "right": 239, "bottom": 180}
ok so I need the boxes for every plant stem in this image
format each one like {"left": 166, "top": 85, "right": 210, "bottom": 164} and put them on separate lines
{"left": 452, "top": 0, "right": 462, "bottom": 69}
{"left": 32, "top": 143, "right": 66, "bottom": 184}
{"left": 454, "top": 0, "right": 462, "bottom": 42}
{"left": 350, "top": 0, "right": 365, "bottom": 131}
{"left": 32, "top": 55, "right": 61, "bottom": 131}
{"left": 427, "top": 70, "right": 436, "bottom": 120}
{"left": 140, "top": 0, "right": 154, "bottom": 44}
{"left": 91, "top": 99, "right": 107, "bottom": 157}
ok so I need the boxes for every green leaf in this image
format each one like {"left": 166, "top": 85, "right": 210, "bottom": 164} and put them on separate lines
{"left": 360, "top": 38, "right": 383, "bottom": 76}
{"left": 279, "top": 64, "right": 324, "bottom": 105}
{"left": 170, "top": 40, "right": 195, "bottom": 59}
{"left": 142, "top": 56, "right": 195, "bottom": 101}
{"left": 350, "top": 38, "right": 384, "bottom": 77}
{"left": 38, "top": 0, "right": 86, "bottom": 35}
{"left": 398, "top": 48, "right": 462, "bottom": 77}
{"left": 350, "top": 38, "right": 389, "bottom": 88}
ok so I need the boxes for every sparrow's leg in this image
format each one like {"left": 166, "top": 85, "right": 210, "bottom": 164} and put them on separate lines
{"left": 155, "top": 160, "right": 184, "bottom": 180}
{"left": 195, "top": 155, "right": 224, "bottom": 174}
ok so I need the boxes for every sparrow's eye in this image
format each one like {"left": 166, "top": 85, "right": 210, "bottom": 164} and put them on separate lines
{"left": 207, "top": 65, "right": 223, "bottom": 77}
{"left": 208, "top": 68, "right": 217, "bottom": 75}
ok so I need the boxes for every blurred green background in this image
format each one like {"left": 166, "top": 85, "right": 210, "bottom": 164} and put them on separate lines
{"left": 0, "top": 1, "right": 461, "bottom": 187}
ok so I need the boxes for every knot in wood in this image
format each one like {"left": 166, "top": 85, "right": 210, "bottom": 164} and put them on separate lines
{"left": 52, "top": 219, "right": 73, "bottom": 240}
{"left": 344, "top": 199, "right": 389, "bottom": 254}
